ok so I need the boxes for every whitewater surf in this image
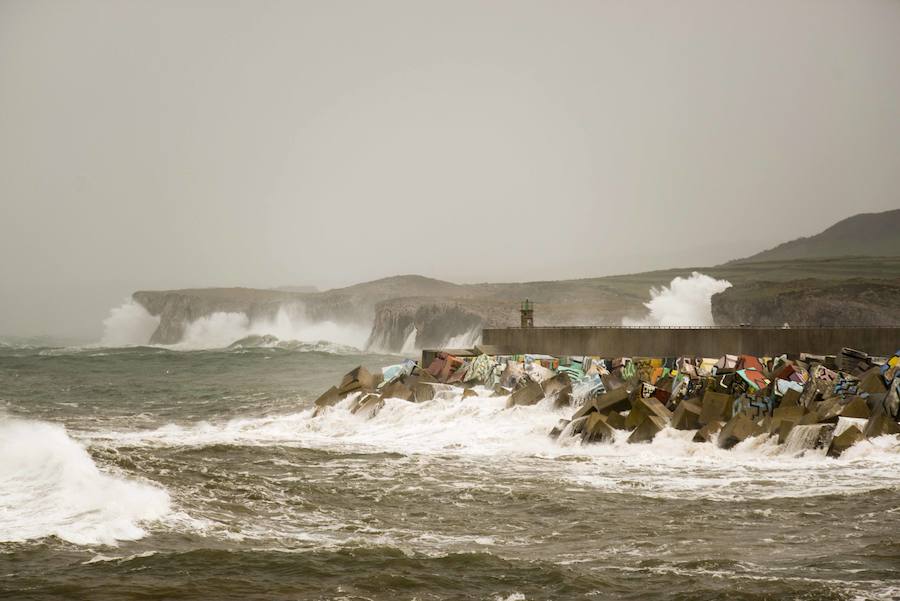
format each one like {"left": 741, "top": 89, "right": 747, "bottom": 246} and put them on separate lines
{"left": 2, "top": 344, "right": 899, "bottom": 600}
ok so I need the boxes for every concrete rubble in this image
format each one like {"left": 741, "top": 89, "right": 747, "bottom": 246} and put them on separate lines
{"left": 310, "top": 347, "right": 900, "bottom": 457}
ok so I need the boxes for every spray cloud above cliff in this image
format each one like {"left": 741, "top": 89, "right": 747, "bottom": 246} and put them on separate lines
{"left": 623, "top": 273, "right": 733, "bottom": 327}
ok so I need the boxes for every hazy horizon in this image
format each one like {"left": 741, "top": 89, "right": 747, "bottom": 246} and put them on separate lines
{"left": 2, "top": 0, "right": 899, "bottom": 339}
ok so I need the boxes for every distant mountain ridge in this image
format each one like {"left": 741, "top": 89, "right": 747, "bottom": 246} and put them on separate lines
{"left": 729, "top": 208, "right": 900, "bottom": 264}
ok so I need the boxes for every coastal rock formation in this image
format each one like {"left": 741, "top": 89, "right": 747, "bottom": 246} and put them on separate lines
{"left": 132, "top": 276, "right": 461, "bottom": 347}
{"left": 121, "top": 211, "right": 900, "bottom": 349}
{"left": 711, "top": 278, "right": 900, "bottom": 326}
{"left": 133, "top": 288, "right": 303, "bottom": 344}
{"left": 128, "top": 255, "right": 900, "bottom": 350}
{"left": 365, "top": 298, "right": 511, "bottom": 352}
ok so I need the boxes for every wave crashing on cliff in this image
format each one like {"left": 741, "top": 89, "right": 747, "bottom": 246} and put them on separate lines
{"left": 101, "top": 299, "right": 161, "bottom": 346}
{"left": 623, "top": 272, "right": 732, "bottom": 326}
{"left": 174, "top": 306, "right": 371, "bottom": 350}
{"left": 0, "top": 418, "right": 170, "bottom": 546}
{"left": 101, "top": 301, "right": 370, "bottom": 351}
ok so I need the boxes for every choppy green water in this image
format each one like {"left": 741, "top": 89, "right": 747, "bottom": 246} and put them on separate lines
{"left": 1, "top": 345, "right": 899, "bottom": 600}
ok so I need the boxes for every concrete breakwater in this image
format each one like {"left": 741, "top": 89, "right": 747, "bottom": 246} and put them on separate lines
{"left": 311, "top": 346, "right": 900, "bottom": 458}
{"left": 482, "top": 326, "right": 900, "bottom": 358}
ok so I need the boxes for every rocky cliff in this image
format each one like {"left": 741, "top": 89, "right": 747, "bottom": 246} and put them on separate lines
{"left": 132, "top": 276, "right": 478, "bottom": 347}
{"left": 131, "top": 257, "right": 900, "bottom": 351}
{"left": 711, "top": 278, "right": 900, "bottom": 326}
{"left": 365, "top": 298, "right": 516, "bottom": 351}
{"left": 132, "top": 275, "right": 649, "bottom": 350}
{"left": 133, "top": 288, "right": 307, "bottom": 344}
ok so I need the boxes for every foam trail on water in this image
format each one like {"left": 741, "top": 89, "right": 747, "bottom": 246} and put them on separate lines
{"left": 623, "top": 271, "right": 732, "bottom": 326}
{"left": 0, "top": 419, "right": 170, "bottom": 546}
{"left": 100, "top": 299, "right": 160, "bottom": 346}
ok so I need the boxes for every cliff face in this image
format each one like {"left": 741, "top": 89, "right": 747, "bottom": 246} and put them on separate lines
{"left": 130, "top": 258, "right": 900, "bottom": 351}
{"left": 132, "top": 284, "right": 644, "bottom": 350}
{"left": 711, "top": 279, "right": 900, "bottom": 326}
{"left": 133, "top": 288, "right": 304, "bottom": 344}
{"left": 365, "top": 298, "right": 518, "bottom": 351}
{"left": 131, "top": 276, "right": 475, "bottom": 347}
{"left": 364, "top": 296, "right": 656, "bottom": 352}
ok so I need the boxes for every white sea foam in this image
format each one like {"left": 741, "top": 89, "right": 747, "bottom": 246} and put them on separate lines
{"left": 84, "top": 389, "right": 567, "bottom": 456}
{"left": 0, "top": 419, "right": 170, "bottom": 546}
{"left": 385, "top": 324, "right": 481, "bottom": 355}
{"left": 443, "top": 326, "right": 483, "bottom": 350}
{"left": 400, "top": 327, "right": 418, "bottom": 355}
{"left": 80, "top": 389, "right": 900, "bottom": 502}
{"left": 623, "top": 271, "right": 732, "bottom": 326}
{"left": 100, "top": 299, "right": 160, "bottom": 346}
{"left": 101, "top": 300, "right": 371, "bottom": 350}
{"left": 558, "top": 427, "right": 900, "bottom": 501}
{"left": 177, "top": 306, "right": 371, "bottom": 350}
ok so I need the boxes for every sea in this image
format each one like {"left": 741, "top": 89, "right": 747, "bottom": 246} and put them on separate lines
{"left": 1, "top": 342, "right": 899, "bottom": 600}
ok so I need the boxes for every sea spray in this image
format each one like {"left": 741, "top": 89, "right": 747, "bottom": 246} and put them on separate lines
{"left": 101, "top": 299, "right": 160, "bottom": 346}
{"left": 400, "top": 327, "right": 418, "bottom": 354}
{"left": 623, "top": 272, "right": 732, "bottom": 326}
{"left": 782, "top": 424, "right": 835, "bottom": 455}
{"left": 83, "top": 390, "right": 570, "bottom": 456}
{"left": 383, "top": 324, "right": 481, "bottom": 355}
{"left": 173, "top": 306, "right": 372, "bottom": 350}
{"left": 101, "top": 300, "right": 371, "bottom": 350}
{"left": 3, "top": 344, "right": 899, "bottom": 599}
{"left": 443, "top": 326, "right": 483, "bottom": 350}
{"left": 77, "top": 388, "right": 900, "bottom": 502}
{"left": 0, "top": 419, "right": 170, "bottom": 545}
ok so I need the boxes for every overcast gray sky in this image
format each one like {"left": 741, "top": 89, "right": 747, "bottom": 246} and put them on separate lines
{"left": 1, "top": 0, "right": 899, "bottom": 340}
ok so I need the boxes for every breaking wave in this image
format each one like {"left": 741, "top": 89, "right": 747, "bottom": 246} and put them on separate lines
{"left": 83, "top": 390, "right": 565, "bottom": 455}
{"left": 81, "top": 390, "right": 900, "bottom": 502}
{"left": 623, "top": 271, "right": 732, "bottom": 326}
{"left": 100, "top": 299, "right": 160, "bottom": 346}
{"left": 0, "top": 419, "right": 170, "bottom": 546}
{"left": 176, "top": 306, "right": 371, "bottom": 350}
{"left": 100, "top": 301, "right": 371, "bottom": 351}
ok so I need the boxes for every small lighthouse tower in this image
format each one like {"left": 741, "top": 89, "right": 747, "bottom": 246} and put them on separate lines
{"left": 520, "top": 299, "right": 534, "bottom": 328}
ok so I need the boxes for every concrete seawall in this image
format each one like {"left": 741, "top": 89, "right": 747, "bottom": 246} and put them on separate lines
{"left": 481, "top": 327, "right": 900, "bottom": 357}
